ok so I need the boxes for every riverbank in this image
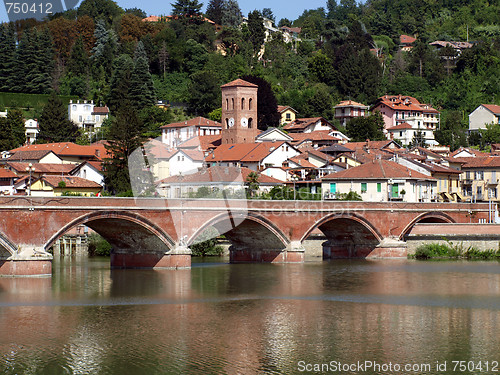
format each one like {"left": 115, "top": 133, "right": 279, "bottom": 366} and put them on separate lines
{"left": 410, "top": 242, "right": 500, "bottom": 260}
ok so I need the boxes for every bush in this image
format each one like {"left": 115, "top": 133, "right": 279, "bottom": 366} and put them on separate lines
{"left": 412, "top": 241, "right": 500, "bottom": 260}
{"left": 190, "top": 227, "right": 224, "bottom": 256}
{"left": 88, "top": 233, "right": 112, "bottom": 257}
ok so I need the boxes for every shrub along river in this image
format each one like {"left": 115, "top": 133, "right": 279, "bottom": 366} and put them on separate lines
{"left": 1, "top": 256, "right": 500, "bottom": 374}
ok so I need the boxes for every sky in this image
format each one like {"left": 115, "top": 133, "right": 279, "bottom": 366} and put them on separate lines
{"left": 0, "top": 0, "right": 329, "bottom": 24}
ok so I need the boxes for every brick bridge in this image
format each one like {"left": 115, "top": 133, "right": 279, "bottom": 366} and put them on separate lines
{"left": 0, "top": 196, "right": 489, "bottom": 276}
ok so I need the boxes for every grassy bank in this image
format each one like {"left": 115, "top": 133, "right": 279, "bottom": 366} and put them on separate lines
{"left": 410, "top": 242, "right": 500, "bottom": 260}
{"left": 0, "top": 92, "right": 78, "bottom": 115}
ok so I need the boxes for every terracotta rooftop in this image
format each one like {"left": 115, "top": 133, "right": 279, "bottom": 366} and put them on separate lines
{"left": 8, "top": 150, "right": 54, "bottom": 161}
{"left": 38, "top": 175, "right": 102, "bottom": 189}
{"left": 449, "top": 147, "right": 486, "bottom": 158}
{"left": 277, "top": 105, "right": 297, "bottom": 113}
{"left": 178, "top": 134, "right": 221, "bottom": 151}
{"left": 400, "top": 34, "right": 416, "bottom": 44}
{"left": 481, "top": 104, "right": 500, "bottom": 115}
{"left": 373, "top": 95, "right": 439, "bottom": 114}
{"left": 92, "top": 106, "right": 109, "bottom": 114}
{"left": 220, "top": 79, "right": 258, "bottom": 88}
{"left": 160, "top": 117, "right": 221, "bottom": 129}
{"left": 323, "top": 159, "right": 433, "bottom": 180}
{"left": 388, "top": 122, "right": 413, "bottom": 130}
{"left": 0, "top": 169, "right": 17, "bottom": 178}
{"left": 461, "top": 156, "right": 500, "bottom": 169}
{"left": 344, "top": 140, "right": 400, "bottom": 151}
{"left": 207, "top": 142, "right": 288, "bottom": 163}
{"left": 335, "top": 100, "right": 368, "bottom": 108}
{"left": 7, "top": 162, "right": 75, "bottom": 174}
{"left": 283, "top": 117, "right": 334, "bottom": 131}
{"left": 289, "top": 131, "right": 340, "bottom": 143}
{"left": 288, "top": 156, "right": 317, "bottom": 169}
{"left": 157, "top": 166, "right": 283, "bottom": 185}
{"left": 10, "top": 142, "right": 107, "bottom": 159}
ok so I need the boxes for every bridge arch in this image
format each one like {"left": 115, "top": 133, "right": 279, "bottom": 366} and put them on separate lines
{"left": 45, "top": 210, "right": 175, "bottom": 255}
{"left": 302, "top": 213, "right": 383, "bottom": 259}
{"left": 399, "top": 212, "right": 455, "bottom": 240}
{"left": 188, "top": 211, "right": 290, "bottom": 251}
{"left": 0, "top": 231, "right": 17, "bottom": 258}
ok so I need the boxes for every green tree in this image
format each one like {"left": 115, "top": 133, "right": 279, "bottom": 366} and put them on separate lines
{"left": 435, "top": 111, "right": 467, "bottom": 151}
{"left": 91, "top": 19, "right": 118, "bottom": 77}
{"left": 0, "top": 23, "right": 16, "bottom": 92}
{"left": 308, "top": 51, "right": 335, "bottom": 85}
{"left": 6, "top": 109, "right": 26, "bottom": 147}
{"left": 38, "top": 92, "right": 79, "bottom": 143}
{"left": 480, "top": 123, "right": 500, "bottom": 145}
{"left": 67, "top": 36, "right": 89, "bottom": 76}
{"left": 77, "top": 0, "right": 124, "bottom": 26}
{"left": 246, "top": 10, "right": 265, "bottom": 54}
{"left": 241, "top": 75, "right": 280, "bottom": 130}
{"left": 0, "top": 117, "right": 14, "bottom": 151}
{"left": 262, "top": 8, "right": 275, "bottom": 23}
{"left": 245, "top": 171, "right": 260, "bottom": 198}
{"left": 188, "top": 70, "right": 220, "bottom": 116}
{"left": 346, "top": 112, "right": 385, "bottom": 142}
{"left": 103, "top": 103, "right": 145, "bottom": 195}
{"left": 130, "top": 41, "right": 156, "bottom": 109}
{"left": 171, "top": 0, "right": 203, "bottom": 18}
{"left": 222, "top": 0, "right": 242, "bottom": 27}
{"left": 304, "top": 84, "right": 333, "bottom": 119}
{"left": 206, "top": 0, "right": 224, "bottom": 24}
{"left": 107, "top": 54, "right": 135, "bottom": 113}
{"left": 410, "top": 130, "right": 426, "bottom": 148}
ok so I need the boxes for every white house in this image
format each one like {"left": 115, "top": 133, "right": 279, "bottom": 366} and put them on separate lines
{"left": 255, "top": 127, "right": 293, "bottom": 143}
{"left": 283, "top": 117, "right": 336, "bottom": 134}
{"left": 68, "top": 100, "right": 110, "bottom": 132}
{"left": 70, "top": 161, "right": 105, "bottom": 187}
{"left": 322, "top": 159, "right": 436, "bottom": 202}
{"left": 387, "top": 120, "right": 438, "bottom": 146}
{"left": 25, "top": 119, "right": 39, "bottom": 144}
{"left": 168, "top": 149, "right": 205, "bottom": 177}
{"left": 334, "top": 100, "right": 370, "bottom": 127}
{"left": 0, "top": 169, "right": 18, "bottom": 195}
{"left": 161, "top": 117, "right": 221, "bottom": 148}
{"left": 469, "top": 104, "right": 500, "bottom": 131}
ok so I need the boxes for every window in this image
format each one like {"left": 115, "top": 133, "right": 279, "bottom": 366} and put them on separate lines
{"left": 361, "top": 183, "right": 367, "bottom": 193}
{"left": 475, "top": 171, "right": 484, "bottom": 180}
{"left": 241, "top": 98, "right": 245, "bottom": 110}
{"left": 249, "top": 98, "right": 253, "bottom": 110}
{"left": 330, "top": 183, "right": 336, "bottom": 193}
{"left": 96, "top": 115, "right": 100, "bottom": 122}
{"left": 226, "top": 98, "right": 228, "bottom": 110}
{"left": 231, "top": 98, "right": 234, "bottom": 110}
{"left": 286, "top": 113, "right": 291, "bottom": 120}
{"left": 78, "top": 116, "right": 82, "bottom": 122}
{"left": 72, "top": 105, "right": 77, "bottom": 111}
{"left": 248, "top": 118, "right": 253, "bottom": 128}
{"left": 492, "top": 171, "right": 497, "bottom": 182}
{"left": 377, "top": 183, "right": 381, "bottom": 192}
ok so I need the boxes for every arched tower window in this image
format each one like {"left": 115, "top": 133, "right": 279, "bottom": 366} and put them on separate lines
{"left": 248, "top": 118, "right": 253, "bottom": 128}
{"left": 249, "top": 98, "right": 253, "bottom": 110}
{"left": 226, "top": 98, "right": 229, "bottom": 110}
{"left": 225, "top": 118, "right": 229, "bottom": 129}
{"left": 231, "top": 98, "right": 234, "bottom": 110}
{"left": 241, "top": 98, "right": 245, "bottom": 110}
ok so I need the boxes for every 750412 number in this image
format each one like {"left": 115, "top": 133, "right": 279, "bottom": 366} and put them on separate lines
{"left": 452, "top": 361, "right": 499, "bottom": 372}
{"left": 5, "top": 2, "right": 53, "bottom": 14}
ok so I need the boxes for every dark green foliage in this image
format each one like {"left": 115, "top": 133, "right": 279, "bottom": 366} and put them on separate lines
{"left": 125, "top": 8, "right": 147, "bottom": 19}
{"left": 206, "top": 0, "right": 224, "bottom": 24}
{"left": 0, "top": 117, "right": 14, "bottom": 151}
{"left": 191, "top": 228, "right": 224, "bottom": 257}
{"left": 130, "top": 41, "right": 156, "bottom": 108}
{"left": 139, "top": 105, "right": 174, "bottom": 138}
{"left": 222, "top": 0, "right": 242, "bottom": 27}
{"left": 435, "top": 111, "right": 467, "bottom": 151}
{"left": 188, "top": 70, "right": 220, "bottom": 116}
{"left": 38, "top": 91, "right": 79, "bottom": 143}
{"left": 171, "top": 0, "right": 203, "bottom": 18}
{"left": 336, "top": 191, "right": 362, "bottom": 201}
{"left": 346, "top": 112, "right": 385, "bottom": 142}
{"left": 77, "top": 0, "right": 123, "bottom": 26}
{"left": 245, "top": 171, "right": 259, "bottom": 198}
{"left": 87, "top": 233, "right": 112, "bottom": 257}
{"left": 412, "top": 242, "right": 500, "bottom": 260}
{"left": 67, "top": 37, "right": 89, "bottom": 76}
{"left": 241, "top": 75, "right": 279, "bottom": 130}
{"left": 262, "top": 8, "right": 275, "bottom": 23}
{"left": 0, "top": 24, "right": 17, "bottom": 92}
{"left": 246, "top": 10, "right": 265, "bottom": 54}
{"left": 107, "top": 54, "right": 134, "bottom": 113}
{"left": 103, "top": 102, "right": 145, "bottom": 195}
{"left": 6, "top": 109, "right": 26, "bottom": 147}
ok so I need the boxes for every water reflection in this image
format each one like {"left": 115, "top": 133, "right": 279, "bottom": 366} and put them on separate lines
{"left": 1, "top": 258, "right": 500, "bottom": 374}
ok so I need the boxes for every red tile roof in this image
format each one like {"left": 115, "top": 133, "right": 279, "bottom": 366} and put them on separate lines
{"left": 8, "top": 150, "right": 55, "bottom": 161}
{"left": 92, "top": 106, "right": 109, "bottom": 114}
{"left": 400, "top": 34, "right": 416, "bottom": 44}
{"left": 283, "top": 117, "right": 335, "bottom": 131}
{"left": 39, "top": 175, "right": 102, "bottom": 189}
{"left": 0, "top": 169, "right": 17, "bottom": 178}
{"left": 373, "top": 95, "right": 439, "bottom": 114}
{"left": 335, "top": 100, "right": 368, "bottom": 108}
{"left": 482, "top": 104, "right": 500, "bottom": 115}
{"left": 7, "top": 162, "right": 74, "bottom": 174}
{"left": 178, "top": 149, "right": 205, "bottom": 162}
{"left": 277, "top": 105, "right": 298, "bottom": 113}
{"left": 388, "top": 122, "right": 413, "bottom": 130}
{"left": 344, "top": 140, "right": 400, "bottom": 151}
{"left": 10, "top": 142, "right": 106, "bottom": 159}
{"left": 323, "top": 159, "right": 433, "bottom": 180}
{"left": 157, "top": 166, "right": 283, "bottom": 184}
{"left": 221, "top": 79, "right": 258, "bottom": 88}
{"left": 449, "top": 147, "right": 486, "bottom": 158}
{"left": 207, "top": 142, "right": 287, "bottom": 163}
{"left": 461, "top": 156, "right": 500, "bottom": 168}
{"left": 288, "top": 156, "right": 317, "bottom": 168}
{"left": 160, "top": 117, "right": 221, "bottom": 129}
{"left": 290, "top": 131, "right": 340, "bottom": 143}
{"left": 178, "top": 134, "right": 221, "bottom": 151}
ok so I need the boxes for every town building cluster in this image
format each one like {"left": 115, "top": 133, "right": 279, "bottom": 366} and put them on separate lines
{"left": 1, "top": 77, "right": 500, "bottom": 202}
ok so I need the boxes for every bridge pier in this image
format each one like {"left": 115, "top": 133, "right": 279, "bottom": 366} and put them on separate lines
{"left": 110, "top": 244, "right": 191, "bottom": 269}
{"left": 323, "top": 238, "right": 407, "bottom": 259}
{"left": 0, "top": 246, "right": 52, "bottom": 277}
{"left": 229, "top": 241, "right": 305, "bottom": 263}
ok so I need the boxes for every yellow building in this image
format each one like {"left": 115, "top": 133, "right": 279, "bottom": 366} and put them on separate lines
{"left": 277, "top": 106, "right": 298, "bottom": 126}
{"left": 30, "top": 175, "right": 102, "bottom": 197}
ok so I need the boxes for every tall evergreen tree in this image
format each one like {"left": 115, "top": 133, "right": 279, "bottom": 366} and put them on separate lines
{"left": 241, "top": 75, "right": 279, "bottom": 130}
{"left": 107, "top": 54, "right": 135, "bottom": 113}
{"left": 38, "top": 92, "right": 79, "bottom": 143}
{"left": 103, "top": 102, "right": 145, "bottom": 195}
{"left": 246, "top": 10, "right": 265, "bottom": 55}
{"left": 33, "top": 28, "right": 55, "bottom": 94}
{"left": 91, "top": 19, "right": 118, "bottom": 77}
{"left": 0, "top": 24, "right": 17, "bottom": 92}
{"left": 345, "top": 112, "right": 385, "bottom": 142}
{"left": 188, "top": 70, "right": 220, "bottom": 116}
{"left": 0, "top": 117, "right": 15, "bottom": 151}
{"left": 67, "top": 36, "right": 89, "bottom": 76}
{"left": 222, "top": 0, "right": 242, "bottom": 27}
{"left": 171, "top": 0, "right": 203, "bottom": 18}
{"left": 130, "top": 41, "right": 156, "bottom": 109}
{"left": 206, "top": 0, "right": 224, "bottom": 24}
{"left": 262, "top": 8, "right": 275, "bottom": 23}
{"left": 7, "top": 109, "right": 27, "bottom": 147}
{"left": 13, "top": 28, "right": 36, "bottom": 93}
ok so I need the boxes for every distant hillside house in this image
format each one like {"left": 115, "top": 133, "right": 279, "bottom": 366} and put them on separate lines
{"left": 161, "top": 117, "right": 221, "bottom": 148}
{"left": 68, "top": 100, "right": 109, "bottom": 132}
{"left": 469, "top": 104, "right": 500, "bottom": 131}
{"left": 283, "top": 117, "right": 337, "bottom": 134}
{"left": 0, "top": 169, "right": 18, "bottom": 195}
{"left": 277, "top": 105, "right": 298, "bottom": 126}
{"left": 334, "top": 100, "right": 369, "bottom": 127}
{"left": 387, "top": 121, "right": 438, "bottom": 147}
{"left": 25, "top": 119, "right": 39, "bottom": 144}
{"left": 400, "top": 34, "right": 416, "bottom": 51}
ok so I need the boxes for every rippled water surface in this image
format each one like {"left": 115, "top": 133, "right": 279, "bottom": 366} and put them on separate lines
{"left": 1, "top": 257, "right": 500, "bottom": 374}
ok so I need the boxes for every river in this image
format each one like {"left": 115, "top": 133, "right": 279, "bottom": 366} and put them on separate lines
{"left": 1, "top": 257, "right": 500, "bottom": 374}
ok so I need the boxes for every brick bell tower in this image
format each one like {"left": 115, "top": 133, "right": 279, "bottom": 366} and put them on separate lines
{"left": 221, "top": 79, "right": 259, "bottom": 144}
